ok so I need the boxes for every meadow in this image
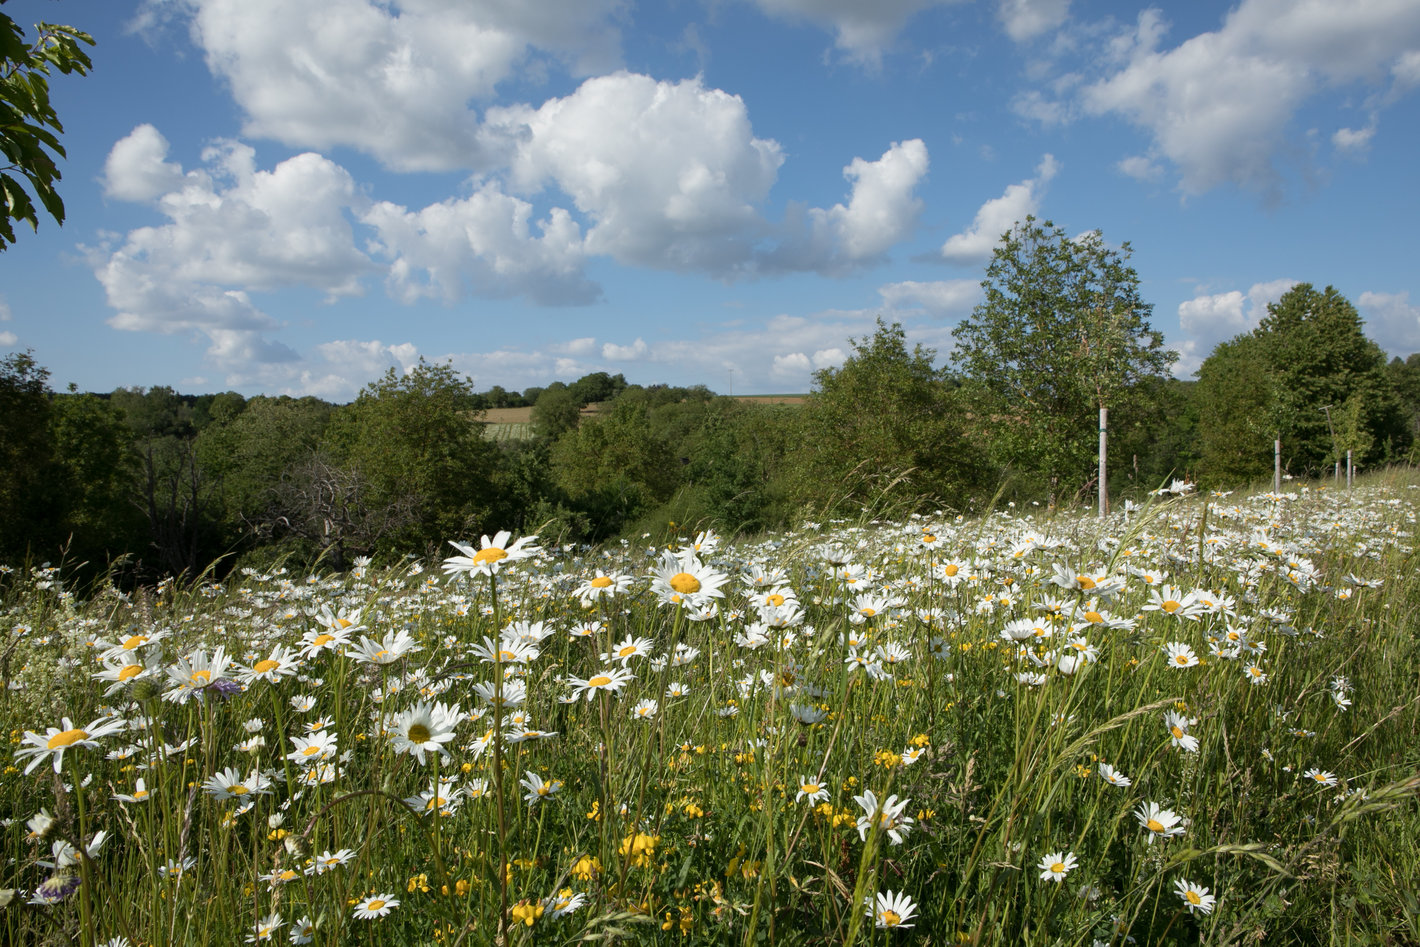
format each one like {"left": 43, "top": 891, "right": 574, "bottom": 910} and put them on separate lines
{"left": 3, "top": 476, "right": 1419, "bottom": 946}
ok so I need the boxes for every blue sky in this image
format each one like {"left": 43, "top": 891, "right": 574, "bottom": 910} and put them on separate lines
{"left": 3, "top": 0, "right": 1419, "bottom": 400}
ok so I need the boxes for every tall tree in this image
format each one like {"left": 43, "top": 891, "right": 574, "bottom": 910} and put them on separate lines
{"left": 1, "top": 3, "right": 93, "bottom": 248}
{"left": 951, "top": 217, "right": 1176, "bottom": 502}
{"left": 0, "top": 350, "right": 61, "bottom": 561}
{"left": 1254, "top": 284, "right": 1407, "bottom": 473}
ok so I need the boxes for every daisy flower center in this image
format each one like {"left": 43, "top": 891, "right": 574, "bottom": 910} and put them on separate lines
{"left": 312, "top": 634, "right": 335, "bottom": 647}
{"left": 860, "top": 608, "right": 876, "bottom": 617}
{"left": 473, "top": 547, "right": 508, "bottom": 564}
{"left": 943, "top": 564, "right": 959, "bottom": 576}
{"left": 587, "top": 675, "right": 612, "bottom": 687}
{"left": 767, "top": 594, "right": 786, "bottom": 606}
{"left": 1186, "top": 890, "right": 1202, "bottom": 905}
{"left": 230, "top": 784, "right": 250, "bottom": 796}
{"left": 1163, "top": 600, "right": 1181, "bottom": 613}
{"left": 1050, "top": 862, "right": 1065, "bottom": 873}
{"left": 880, "top": 910, "right": 902, "bottom": 926}
{"left": 1175, "top": 655, "right": 1190, "bottom": 665}
{"left": 190, "top": 669, "right": 211, "bottom": 684}
{"left": 590, "top": 576, "right": 613, "bottom": 588}
{"left": 617, "top": 645, "right": 637, "bottom": 657}
{"left": 669, "top": 572, "right": 701, "bottom": 594}
{"left": 1084, "top": 611, "right": 1103, "bottom": 623}
{"left": 122, "top": 635, "right": 148, "bottom": 650}
{"left": 1171, "top": 726, "right": 1185, "bottom": 739}
{"left": 373, "top": 650, "right": 390, "bottom": 660}
{"left": 1077, "top": 576, "right": 1095, "bottom": 589}
{"left": 47, "top": 728, "right": 88, "bottom": 749}
{"left": 302, "top": 746, "right": 321, "bottom": 756}
{"left": 407, "top": 724, "right": 432, "bottom": 744}
{"left": 367, "top": 899, "right": 385, "bottom": 911}
{"left": 1146, "top": 819, "right": 1165, "bottom": 832}
{"left": 336, "top": 618, "right": 354, "bottom": 628}
{"left": 119, "top": 664, "right": 144, "bottom": 681}
{"left": 254, "top": 659, "right": 280, "bottom": 674}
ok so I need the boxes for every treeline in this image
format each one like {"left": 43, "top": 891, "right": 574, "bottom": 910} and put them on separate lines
{"left": 3, "top": 285, "right": 1417, "bottom": 584}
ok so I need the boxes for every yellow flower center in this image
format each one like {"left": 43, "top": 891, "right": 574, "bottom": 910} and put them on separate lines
{"left": 1077, "top": 576, "right": 1096, "bottom": 589}
{"left": 1186, "top": 890, "right": 1202, "bottom": 905}
{"left": 588, "top": 675, "right": 612, "bottom": 687}
{"left": 1312, "top": 773, "right": 1327, "bottom": 782}
{"left": 373, "top": 650, "right": 390, "bottom": 660}
{"left": 618, "top": 645, "right": 637, "bottom": 657}
{"left": 119, "top": 664, "right": 144, "bottom": 681}
{"left": 473, "top": 547, "right": 508, "bottom": 564}
{"left": 767, "top": 593, "right": 786, "bottom": 606}
{"left": 230, "top": 784, "right": 250, "bottom": 796}
{"left": 591, "top": 576, "right": 613, "bottom": 588}
{"left": 943, "top": 564, "right": 959, "bottom": 577}
{"left": 922, "top": 533, "right": 935, "bottom": 543}
{"left": 1175, "top": 655, "right": 1190, "bottom": 665}
{"left": 803, "top": 783, "right": 819, "bottom": 794}
{"left": 880, "top": 910, "right": 902, "bottom": 926}
{"left": 312, "top": 634, "right": 335, "bottom": 647}
{"left": 302, "top": 746, "right": 321, "bottom": 756}
{"left": 669, "top": 572, "right": 701, "bottom": 594}
{"left": 367, "top": 899, "right": 385, "bottom": 912}
{"left": 860, "top": 607, "right": 876, "bottom": 617}
{"left": 1050, "top": 862, "right": 1065, "bottom": 873}
{"left": 133, "top": 788, "right": 148, "bottom": 798}
{"left": 1146, "top": 819, "right": 1164, "bottom": 832}
{"left": 336, "top": 618, "right": 353, "bottom": 628}
{"left": 190, "top": 669, "right": 211, "bottom": 684}
{"left": 407, "top": 724, "right": 432, "bottom": 744}
{"left": 499, "top": 650, "right": 517, "bottom": 661}
{"left": 1162, "top": 600, "right": 1181, "bottom": 613}
{"left": 1171, "top": 726, "right": 1185, "bottom": 739}
{"left": 122, "top": 635, "right": 148, "bottom": 650}
{"left": 1084, "top": 611, "right": 1103, "bottom": 623}
{"left": 47, "top": 728, "right": 88, "bottom": 749}
{"left": 254, "top": 659, "right": 280, "bottom": 674}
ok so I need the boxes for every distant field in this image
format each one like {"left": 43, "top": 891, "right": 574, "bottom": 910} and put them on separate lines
{"left": 482, "top": 396, "right": 805, "bottom": 440}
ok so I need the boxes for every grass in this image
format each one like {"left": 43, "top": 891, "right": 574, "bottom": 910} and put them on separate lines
{"left": 2, "top": 474, "right": 1420, "bottom": 945}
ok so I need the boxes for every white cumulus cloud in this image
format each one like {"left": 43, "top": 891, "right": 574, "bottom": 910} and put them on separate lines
{"left": 156, "top": 0, "right": 626, "bottom": 172}
{"left": 940, "top": 154, "right": 1058, "bottom": 265}
{"left": 745, "top": 0, "right": 960, "bottom": 65}
{"left": 1080, "top": 0, "right": 1420, "bottom": 196}
{"left": 997, "top": 0, "right": 1070, "bottom": 43}
{"left": 1359, "top": 290, "right": 1420, "bottom": 354}
{"left": 103, "top": 124, "right": 187, "bottom": 202}
{"left": 878, "top": 279, "right": 981, "bottom": 316}
{"left": 1172, "top": 278, "right": 1298, "bottom": 374}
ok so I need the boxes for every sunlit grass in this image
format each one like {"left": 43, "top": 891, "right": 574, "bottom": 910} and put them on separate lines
{"left": 3, "top": 475, "right": 1419, "bottom": 945}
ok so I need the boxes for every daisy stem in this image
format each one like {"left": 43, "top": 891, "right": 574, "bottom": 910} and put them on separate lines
{"left": 487, "top": 572, "right": 510, "bottom": 947}
{"left": 71, "top": 764, "right": 94, "bottom": 947}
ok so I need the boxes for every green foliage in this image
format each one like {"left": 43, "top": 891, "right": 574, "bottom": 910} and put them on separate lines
{"left": 0, "top": 350, "right": 62, "bottom": 560}
{"left": 792, "top": 318, "right": 989, "bottom": 514}
{"left": 952, "top": 217, "right": 1176, "bottom": 500}
{"left": 531, "top": 382, "right": 581, "bottom": 441}
{"left": 1195, "top": 284, "right": 1409, "bottom": 481}
{"left": 325, "top": 360, "right": 507, "bottom": 557}
{"left": 49, "top": 390, "right": 143, "bottom": 569}
{"left": 548, "top": 398, "right": 678, "bottom": 536}
{"left": 0, "top": 2, "right": 93, "bottom": 249}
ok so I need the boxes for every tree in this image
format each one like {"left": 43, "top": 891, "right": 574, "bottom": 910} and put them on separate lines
{"left": 0, "top": 350, "right": 62, "bottom": 561}
{"left": 325, "top": 360, "right": 504, "bottom": 553}
{"left": 531, "top": 382, "right": 581, "bottom": 441}
{"left": 951, "top": 217, "right": 1176, "bottom": 502}
{"left": 790, "top": 319, "right": 989, "bottom": 513}
{"left": 1195, "top": 285, "right": 1408, "bottom": 482}
{"left": 1, "top": 3, "right": 94, "bottom": 249}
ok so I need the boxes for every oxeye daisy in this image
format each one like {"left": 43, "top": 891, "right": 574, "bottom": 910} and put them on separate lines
{"left": 1098, "top": 763, "right": 1131, "bottom": 787}
{"left": 202, "top": 766, "right": 273, "bottom": 800}
{"left": 602, "top": 635, "right": 654, "bottom": 665}
{"left": 796, "top": 776, "right": 829, "bottom": 803}
{"left": 574, "top": 572, "right": 633, "bottom": 604}
{"left": 236, "top": 646, "right": 302, "bottom": 686}
{"left": 519, "top": 771, "right": 563, "bottom": 806}
{"left": 649, "top": 550, "right": 729, "bottom": 607}
{"left": 1174, "top": 878, "right": 1217, "bottom": 914}
{"left": 869, "top": 889, "right": 918, "bottom": 928}
{"left": 630, "top": 699, "right": 658, "bottom": 721}
{"left": 1037, "top": 850, "right": 1077, "bottom": 882}
{"left": 15, "top": 714, "right": 127, "bottom": 775}
{"left": 565, "top": 667, "right": 635, "bottom": 701}
{"left": 287, "top": 730, "right": 339, "bottom": 766}
{"left": 1134, "top": 801, "right": 1188, "bottom": 844}
{"left": 1163, "top": 642, "right": 1200, "bottom": 669}
{"left": 388, "top": 701, "right": 460, "bottom": 764}
{"left": 308, "top": 849, "right": 356, "bottom": 875}
{"left": 1303, "top": 767, "right": 1339, "bottom": 787}
{"left": 442, "top": 532, "right": 540, "bottom": 578}
{"left": 351, "top": 893, "right": 400, "bottom": 920}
